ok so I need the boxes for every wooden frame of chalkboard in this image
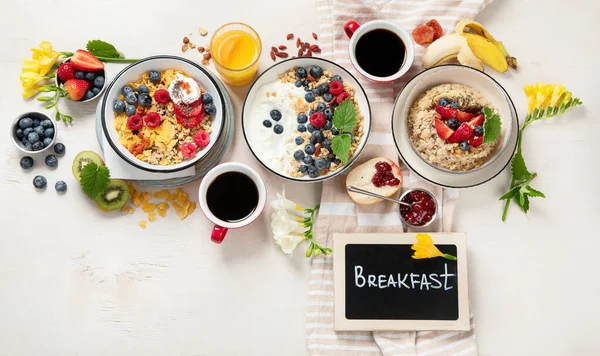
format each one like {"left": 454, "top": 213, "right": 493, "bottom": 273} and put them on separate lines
{"left": 333, "top": 233, "right": 470, "bottom": 331}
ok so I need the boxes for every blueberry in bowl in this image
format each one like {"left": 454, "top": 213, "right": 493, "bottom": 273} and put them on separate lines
{"left": 55, "top": 50, "right": 107, "bottom": 103}
{"left": 11, "top": 112, "right": 57, "bottom": 154}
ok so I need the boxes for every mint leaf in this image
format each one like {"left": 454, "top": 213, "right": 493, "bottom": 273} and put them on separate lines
{"left": 526, "top": 186, "right": 545, "bottom": 198}
{"left": 79, "top": 162, "right": 110, "bottom": 200}
{"left": 511, "top": 151, "right": 530, "bottom": 182}
{"left": 483, "top": 106, "right": 501, "bottom": 144}
{"left": 86, "top": 40, "right": 122, "bottom": 59}
{"left": 499, "top": 185, "right": 520, "bottom": 201}
{"left": 332, "top": 99, "right": 357, "bottom": 133}
{"left": 331, "top": 134, "right": 352, "bottom": 164}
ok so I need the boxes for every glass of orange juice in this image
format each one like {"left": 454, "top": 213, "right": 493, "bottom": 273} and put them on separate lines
{"left": 210, "top": 22, "right": 262, "bottom": 87}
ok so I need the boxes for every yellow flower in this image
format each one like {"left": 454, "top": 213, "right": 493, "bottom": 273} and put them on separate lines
{"left": 524, "top": 82, "right": 574, "bottom": 115}
{"left": 411, "top": 233, "right": 456, "bottom": 261}
{"left": 20, "top": 41, "right": 62, "bottom": 98}
{"left": 20, "top": 72, "right": 48, "bottom": 98}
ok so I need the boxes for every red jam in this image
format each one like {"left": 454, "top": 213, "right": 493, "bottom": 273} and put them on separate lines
{"left": 371, "top": 161, "right": 400, "bottom": 187}
{"left": 400, "top": 190, "right": 436, "bottom": 226}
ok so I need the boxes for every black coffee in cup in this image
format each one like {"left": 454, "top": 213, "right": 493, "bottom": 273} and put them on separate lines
{"left": 355, "top": 29, "right": 406, "bottom": 77}
{"left": 206, "top": 172, "right": 258, "bottom": 222}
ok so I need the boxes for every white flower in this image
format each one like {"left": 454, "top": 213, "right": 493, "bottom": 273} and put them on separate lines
{"left": 270, "top": 190, "right": 308, "bottom": 255}
{"left": 271, "top": 192, "right": 305, "bottom": 215}
{"left": 273, "top": 233, "right": 305, "bottom": 255}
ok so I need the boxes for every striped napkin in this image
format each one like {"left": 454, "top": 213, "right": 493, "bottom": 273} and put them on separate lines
{"left": 307, "top": 0, "right": 492, "bottom": 354}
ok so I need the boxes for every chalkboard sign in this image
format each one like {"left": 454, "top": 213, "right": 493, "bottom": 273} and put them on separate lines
{"left": 333, "top": 233, "right": 469, "bottom": 331}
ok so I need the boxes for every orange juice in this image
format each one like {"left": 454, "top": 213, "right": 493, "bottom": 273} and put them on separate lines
{"left": 211, "top": 23, "right": 261, "bottom": 86}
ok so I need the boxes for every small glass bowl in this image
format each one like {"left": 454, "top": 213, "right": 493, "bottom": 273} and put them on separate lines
{"left": 398, "top": 188, "right": 438, "bottom": 229}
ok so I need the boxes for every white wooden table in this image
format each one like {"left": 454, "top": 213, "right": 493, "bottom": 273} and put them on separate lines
{"left": 0, "top": 0, "right": 598, "bottom": 355}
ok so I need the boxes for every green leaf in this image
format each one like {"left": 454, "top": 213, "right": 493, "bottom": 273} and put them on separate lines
{"left": 499, "top": 185, "right": 520, "bottom": 201}
{"left": 45, "top": 103, "right": 55, "bottom": 109}
{"left": 511, "top": 151, "right": 530, "bottom": 182}
{"left": 332, "top": 99, "right": 357, "bottom": 133}
{"left": 483, "top": 106, "right": 502, "bottom": 144}
{"left": 515, "top": 193, "right": 530, "bottom": 213}
{"left": 79, "top": 162, "right": 110, "bottom": 200}
{"left": 86, "top": 40, "right": 121, "bottom": 59}
{"left": 526, "top": 186, "right": 546, "bottom": 198}
{"left": 37, "top": 96, "right": 53, "bottom": 102}
{"left": 331, "top": 134, "right": 352, "bottom": 164}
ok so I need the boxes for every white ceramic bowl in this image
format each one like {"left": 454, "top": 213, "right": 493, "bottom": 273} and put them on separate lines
{"left": 391, "top": 65, "right": 518, "bottom": 188}
{"left": 101, "top": 56, "right": 225, "bottom": 173}
{"left": 242, "top": 57, "right": 371, "bottom": 182}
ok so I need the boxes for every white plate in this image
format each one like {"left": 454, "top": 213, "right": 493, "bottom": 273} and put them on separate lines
{"left": 242, "top": 57, "right": 371, "bottom": 182}
{"left": 391, "top": 65, "right": 519, "bottom": 188}
{"left": 100, "top": 56, "right": 225, "bottom": 173}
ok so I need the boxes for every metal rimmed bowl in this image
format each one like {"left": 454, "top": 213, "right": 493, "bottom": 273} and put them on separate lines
{"left": 55, "top": 58, "right": 107, "bottom": 103}
{"left": 398, "top": 188, "right": 438, "bottom": 229}
{"left": 11, "top": 112, "right": 57, "bottom": 154}
{"left": 241, "top": 57, "right": 371, "bottom": 183}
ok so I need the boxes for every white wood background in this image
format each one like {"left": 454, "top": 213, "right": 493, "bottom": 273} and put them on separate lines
{"left": 0, "top": 0, "right": 598, "bottom": 355}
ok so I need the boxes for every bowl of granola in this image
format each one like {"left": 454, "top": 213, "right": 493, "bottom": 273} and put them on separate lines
{"left": 101, "top": 56, "right": 225, "bottom": 173}
{"left": 242, "top": 57, "right": 371, "bottom": 182}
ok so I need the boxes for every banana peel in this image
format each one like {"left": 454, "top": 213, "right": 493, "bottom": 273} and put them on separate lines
{"left": 422, "top": 34, "right": 484, "bottom": 72}
{"left": 455, "top": 19, "right": 517, "bottom": 70}
{"left": 462, "top": 33, "right": 508, "bottom": 73}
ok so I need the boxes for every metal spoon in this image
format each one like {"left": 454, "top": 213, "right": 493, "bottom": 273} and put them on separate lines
{"left": 347, "top": 186, "right": 412, "bottom": 208}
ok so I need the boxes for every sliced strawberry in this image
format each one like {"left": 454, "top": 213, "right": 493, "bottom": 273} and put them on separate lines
{"left": 70, "top": 50, "right": 104, "bottom": 71}
{"left": 57, "top": 62, "right": 76, "bottom": 82}
{"left": 175, "top": 112, "right": 202, "bottom": 129}
{"left": 456, "top": 110, "right": 476, "bottom": 122}
{"left": 468, "top": 114, "right": 484, "bottom": 127}
{"left": 448, "top": 122, "right": 474, "bottom": 143}
{"left": 174, "top": 101, "right": 204, "bottom": 119}
{"left": 435, "top": 118, "right": 454, "bottom": 140}
{"left": 435, "top": 105, "right": 456, "bottom": 120}
{"left": 469, "top": 135, "right": 483, "bottom": 147}
{"left": 63, "top": 79, "right": 90, "bottom": 101}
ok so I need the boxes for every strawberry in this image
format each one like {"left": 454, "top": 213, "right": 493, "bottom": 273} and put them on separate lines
{"left": 469, "top": 135, "right": 483, "bottom": 147}
{"left": 174, "top": 101, "right": 204, "bottom": 118}
{"left": 456, "top": 110, "right": 476, "bottom": 122}
{"left": 468, "top": 114, "right": 484, "bottom": 127}
{"left": 175, "top": 112, "right": 202, "bottom": 128}
{"left": 63, "top": 79, "right": 90, "bottom": 101}
{"left": 448, "top": 122, "right": 474, "bottom": 143}
{"left": 434, "top": 118, "right": 454, "bottom": 140}
{"left": 70, "top": 50, "right": 104, "bottom": 71}
{"left": 57, "top": 62, "right": 76, "bottom": 82}
{"left": 435, "top": 105, "right": 457, "bottom": 120}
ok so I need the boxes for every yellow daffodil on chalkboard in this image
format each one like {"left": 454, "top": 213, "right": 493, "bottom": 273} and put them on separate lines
{"left": 411, "top": 234, "right": 457, "bottom": 261}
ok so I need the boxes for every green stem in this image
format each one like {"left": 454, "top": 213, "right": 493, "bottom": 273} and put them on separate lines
{"left": 95, "top": 57, "right": 140, "bottom": 63}
{"left": 303, "top": 204, "right": 329, "bottom": 258}
{"left": 502, "top": 114, "right": 533, "bottom": 221}
{"left": 442, "top": 254, "right": 457, "bottom": 261}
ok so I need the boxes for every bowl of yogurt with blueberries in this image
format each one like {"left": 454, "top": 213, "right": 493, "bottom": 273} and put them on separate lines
{"left": 242, "top": 57, "right": 371, "bottom": 182}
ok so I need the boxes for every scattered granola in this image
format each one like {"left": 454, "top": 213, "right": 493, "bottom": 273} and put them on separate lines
{"left": 127, "top": 183, "right": 196, "bottom": 228}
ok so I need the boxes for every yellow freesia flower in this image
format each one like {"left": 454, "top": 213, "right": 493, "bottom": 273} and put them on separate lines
{"left": 20, "top": 41, "right": 62, "bottom": 98}
{"left": 524, "top": 82, "right": 575, "bottom": 115}
{"left": 411, "top": 233, "right": 456, "bottom": 261}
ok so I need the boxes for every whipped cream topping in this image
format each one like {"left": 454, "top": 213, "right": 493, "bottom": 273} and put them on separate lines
{"left": 168, "top": 73, "right": 201, "bottom": 105}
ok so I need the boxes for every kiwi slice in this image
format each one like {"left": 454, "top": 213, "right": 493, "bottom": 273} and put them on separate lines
{"left": 95, "top": 180, "right": 130, "bottom": 211}
{"left": 72, "top": 151, "right": 104, "bottom": 182}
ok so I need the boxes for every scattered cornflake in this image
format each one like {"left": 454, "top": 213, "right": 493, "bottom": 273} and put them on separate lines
{"left": 125, "top": 183, "right": 196, "bottom": 228}
{"left": 199, "top": 28, "right": 208, "bottom": 36}
{"left": 153, "top": 190, "right": 170, "bottom": 199}
{"left": 148, "top": 211, "right": 157, "bottom": 222}
{"left": 157, "top": 202, "right": 169, "bottom": 210}
{"left": 142, "top": 192, "right": 152, "bottom": 203}
{"left": 157, "top": 208, "right": 167, "bottom": 218}
{"left": 122, "top": 205, "right": 135, "bottom": 214}
{"left": 138, "top": 220, "right": 147, "bottom": 229}
{"left": 142, "top": 203, "right": 157, "bottom": 213}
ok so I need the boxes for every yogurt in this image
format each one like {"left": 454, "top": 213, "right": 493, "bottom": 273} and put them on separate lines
{"left": 168, "top": 73, "right": 201, "bottom": 105}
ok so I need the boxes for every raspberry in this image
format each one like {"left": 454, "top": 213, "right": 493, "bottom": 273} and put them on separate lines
{"left": 144, "top": 112, "right": 161, "bottom": 128}
{"left": 194, "top": 130, "right": 210, "bottom": 147}
{"left": 174, "top": 101, "right": 204, "bottom": 118}
{"left": 329, "top": 80, "right": 344, "bottom": 96}
{"left": 336, "top": 92, "right": 350, "bottom": 104}
{"left": 180, "top": 142, "right": 197, "bottom": 158}
{"left": 154, "top": 89, "right": 171, "bottom": 104}
{"left": 127, "top": 114, "right": 143, "bottom": 130}
{"left": 309, "top": 112, "right": 326, "bottom": 128}
{"left": 176, "top": 112, "right": 202, "bottom": 128}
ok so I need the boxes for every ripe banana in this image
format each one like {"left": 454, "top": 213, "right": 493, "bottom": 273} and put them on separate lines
{"left": 455, "top": 19, "right": 517, "bottom": 70}
{"left": 422, "top": 34, "right": 484, "bottom": 72}
{"left": 462, "top": 33, "right": 508, "bottom": 73}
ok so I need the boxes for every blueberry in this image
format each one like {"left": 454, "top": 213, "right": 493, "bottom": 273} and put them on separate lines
{"left": 315, "top": 158, "right": 329, "bottom": 170}
{"left": 45, "top": 155, "right": 58, "bottom": 168}
{"left": 16, "top": 129, "right": 24, "bottom": 138}
{"left": 138, "top": 93, "right": 152, "bottom": 107}
{"left": 305, "top": 92, "right": 315, "bottom": 103}
{"left": 75, "top": 71, "right": 85, "bottom": 79}
{"left": 273, "top": 124, "right": 284, "bottom": 134}
{"left": 297, "top": 124, "right": 306, "bottom": 132}
{"left": 322, "top": 138, "right": 331, "bottom": 150}
{"left": 53, "top": 143, "right": 65, "bottom": 155}
{"left": 113, "top": 99, "right": 126, "bottom": 113}
{"left": 295, "top": 136, "right": 304, "bottom": 145}
{"left": 307, "top": 166, "right": 319, "bottom": 178}
{"left": 263, "top": 120, "right": 272, "bottom": 128}
{"left": 307, "top": 124, "right": 315, "bottom": 133}
{"left": 125, "top": 91, "right": 138, "bottom": 105}
{"left": 148, "top": 71, "right": 161, "bottom": 83}
{"left": 438, "top": 98, "right": 449, "bottom": 106}
{"left": 303, "top": 155, "right": 314, "bottom": 165}
{"left": 45, "top": 128, "right": 55, "bottom": 139}
{"left": 33, "top": 175, "right": 47, "bottom": 189}
{"left": 311, "top": 131, "right": 323, "bottom": 144}
{"left": 446, "top": 118, "right": 460, "bottom": 130}
{"left": 21, "top": 136, "right": 29, "bottom": 145}
{"left": 312, "top": 88, "right": 321, "bottom": 97}
{"left": 333, "top": 158, "right": 342, "bottom": 165}
{"left": 27, "top": 132, "right": 40, "bottom": 143}
{"left": 309, "top": 66, "right": 324, "bottom": 79}
{"left": 122, "top": 85, "right": 134, "bottom": 95}
{"left": 304, "top": 85, "right": 311, "bottom": 92}
{"left": 137, "top": 85, "right": 149, "bottom": 94}
{"left": 323, "top": 121, "right": 333, "bottom": 130}
{"left": 204, "top": 103, "right": 217, "bottom": 115}
{"left": 201, "top": 93, "right": 213, "bottom": 103}
{"left": 323, "top": 107, "right": 334, "bottom": 119}
{"left": 309, "top": 109, "right": 316, "bottom": 116}
{"left": 34, "top": 126, "right": 45, "bottom": 136}
{"left": 32, "top": 141, "right": 44, "bottom": 151}
{"left": 84, "top": 90, "right": 95, "bottom": 100}
{"left": 84, "top": 72, "right": 96, "bottom": 82}
{"left": 93, "top": 76, "right": 105, "bottom": 89}
{"left": 332, "top": 75, "right": 343, "bottom": 82}
{"left": 24, "top": 142, "right": 33, "bottom": 151}
{"left": 294, "top": 150, "right": 305, "bottom": 161}
{"left": 294, "top": 80, "right": 303, "bottom": 87}
{"left": 20, "top": 156, "right": 34, "bottom": 169}
{"left": 459, "top": 141, "right": 470, "bottom": 151}
{"left": 450, "top": 102, "right": 460, "bottom": 109}
{"left": 41, "top": 119, "right": 53, "bottom": 128}
{"left": 296, "top": 67, "right": 308, "bottom": 79}
{"left": 318, "top": 83, "right": 330, "bottom": 94}
{"left": 317, "top": 102, "right": 327, "bottom": 112}
{"left": 304, "top": 144, "right": 316, "bottom": 155}
{"left": 474, "top": 125, "right": 484, "bottom": 136}
{"left": 32, "top": 119, "right": 40, "bottom": 126}
{"left": 297, "top": 113, "right": 308, "bottom": 124}
{"left": 19, "top": 117, "right": 33, "bottom": 129}
{"left": 125, "top": 105, "right": 136, "bottom": 116}
{"left": 299, "top": 165, "right": 309, "bottom": 174}
{"left": 43, "top": 138, "right": 53, "bottom": 147}
{"left": 322, "top": 92, "right": 333, "bottom": 102}
{"left": 91, "top": 87, "right": 101, "bottom": 95}
{"left": 270, "top": 109, "right": 282, "bottom": 121}
{"left": 55, "top": 181, "right": 67, "bottom": 192}
{"left": 23, "top": 128, "right": 33, "bottom": 136}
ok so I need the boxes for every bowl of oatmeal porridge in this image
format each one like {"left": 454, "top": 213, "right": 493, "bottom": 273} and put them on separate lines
{"left": 242, "top": 57, "right": 371, "bottom": 182}
{"left": 101, "top": 56, "right": 225, "bottom": 173}
{"left": 391, "top": 65, "right": 518, "bottom": 188}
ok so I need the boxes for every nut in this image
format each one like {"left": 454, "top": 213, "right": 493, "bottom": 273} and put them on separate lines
{"left": 183, "top": 36, "right": 190, "bottom": 44}
{"left": 199, "top": 28, "right": 208, "bottom": 36}
{"left": 197, "top": 46, "right": 205, "bottom": 53}
{"left": 201, "top": 59, "right": 209, "bottom": 65}
{"left": 203, "top": 53, "right": 212, "bottom": 60}
{"left": 181, "top": 44, "right": 189, "bottom": 52}
{"left": 189, "top": 42, "right": 196, "bottom": 49}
